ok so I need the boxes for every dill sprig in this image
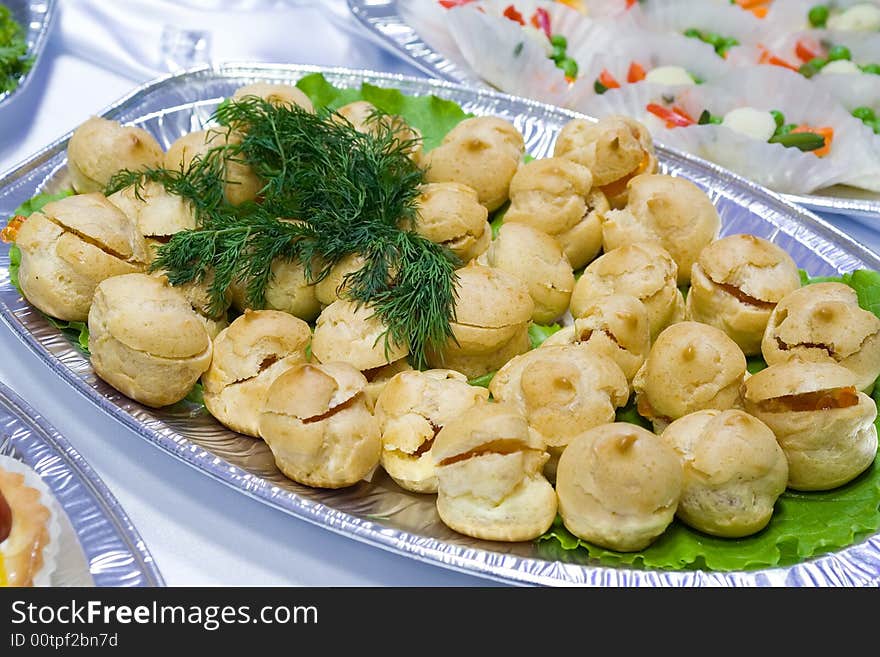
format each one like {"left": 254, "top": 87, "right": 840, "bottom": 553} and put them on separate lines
{"left": 107, "top": 96, "right": 458, "bottom": 367}
{"left": 0, "top": 6, "right": 33, "bottom": 95}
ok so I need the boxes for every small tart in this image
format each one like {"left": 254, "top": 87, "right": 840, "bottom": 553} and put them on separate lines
{"left": 0, "top": 456, "right": 60, "bottom": 587}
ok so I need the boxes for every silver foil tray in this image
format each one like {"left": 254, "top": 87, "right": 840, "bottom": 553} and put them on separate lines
{"left": 0, "top": 379, "right": 164, "bottom": 586}
{"left": 347, "top": 0, "right": 880, "bottom": 221}
{"left": 0, "top": 0, "right": 57, "bottom": 109}
{"left": 1, "top": 63, "right": 880, "bottom": 586}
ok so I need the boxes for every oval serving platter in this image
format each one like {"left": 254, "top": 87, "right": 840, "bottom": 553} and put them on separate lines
{"left": 0, "top": 379, "right": 164, "bottom": 587}
{"left": 0, "top": 0, "right": 57, "bottom": 109}
{"left": 346, "top": 0, "right": 880, "bottom": 222}
{"left": 1, "top": 63, "right": 880, "bottom": 587}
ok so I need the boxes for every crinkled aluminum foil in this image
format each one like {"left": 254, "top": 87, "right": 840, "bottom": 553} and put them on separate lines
{"left": 0, "top": 63, "right": 879, "bottom": 586}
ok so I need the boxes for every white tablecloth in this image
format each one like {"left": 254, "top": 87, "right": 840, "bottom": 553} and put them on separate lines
{"left": 1, "top": 0, "right": 879, "bottom": 587}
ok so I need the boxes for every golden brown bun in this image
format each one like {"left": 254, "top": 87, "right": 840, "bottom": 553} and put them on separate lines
{"left": 423, "top": 116, "right": 524, "bottom": 211}
{"left": 553, "top": 116, "right": 657, "bottom": 208}
{"left": 335, "top": 101, "right": 424, "bottom": 163}
{"left": 314, "top": 254, "right": 366, "bottom": 307}
{"left": 67, "top": 116, "right": 164, "bottom": 194}
{"left": 762, "top": 282, "right": 880, "bottom": 391}
{"left": 362, "top": 358, "right": 413, "bottom": 413}
{"left": 503, "top": 157, "right": 602, "bottom": 269}
{"left": 88, "top": 273, "right": 212, "bottom": 408}
{"left": 570, "top": 242, "right": 684, "bottom": 339}
{"left": 202, "top": 310, "right": 311, "bottom": 437}
{"left": 108, "top": 181, "right": 196, "bottom": 238}
{"left": 231, "top": 83, "right": 315, "bottom": 112}
{"left": 743, "top": 361, "right": 878, "bottom": 490}
{"left": 633, "top": 321, "right": 746, "bottom": 432}
{"left": 556, "top": 422, "right": 681, "bottom": 552}
{"left": 432, "top": 400, "right": 556, "bottom": 542}
{"left": 375, "top": 369, "right": 488, "bottom": 493}
{"left": 259, "top": 362, "right": 381, "bottom": 489}
{"left": 427, "top": 325, "right": 530, "bottom": 380}
{"left": 16, "top": 194, "right": 149, "bottom": 321}
{"left": 490, "top": 346, "right": 629, "bottom": 450}
{"left": 660, "top": 410, "right": 788, "bottom": 537}
{"left": 414, "top": 182, "right": 490, "bottom": 264}
{"left": 311, "top": 300, "right": 409, "bottom": 371}
{"left": 602, "top": 174, "right": 720, "bottom": 285}
{"left": 479, "top": 222, "right": 574, "bottom": 324}
{"left": 228, "top": 258, "right": 320, "bottom": 322}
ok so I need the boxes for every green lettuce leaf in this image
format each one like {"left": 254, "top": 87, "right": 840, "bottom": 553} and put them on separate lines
{"left": 528, "top": 322, "right": 562, "bottom": 349}
{"left": 468, "top": 371, "right": 496, "bottom": 388}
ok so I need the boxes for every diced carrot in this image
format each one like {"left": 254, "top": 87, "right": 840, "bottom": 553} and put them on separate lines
{"left": 502, "top": 4, "right": 525, "bottom": 25}
{"left": 750, "top": 6, "right": 769, "bottom": 18}
{"left": 627, "top": 61, "right": 647, "bottom": 83}
{"left": 0, "top": 215, "right": 26, "bottom": 243}
{"left": 759, "top": 47, "right": 799, "bottom": 71}
{"left": 795, "top": 37, "right": 823, "bottom": 63}
{"left": 793, "top": 125, "right": 835, "bottom": 157}
{"left": 438, "top": 0, "right": 478, "bottom": 8}
{"left": 646, "top": 103, "right": 696, "bottom": 128}
{"left": 599, "top": 69, "right": 621, "bottom": 89}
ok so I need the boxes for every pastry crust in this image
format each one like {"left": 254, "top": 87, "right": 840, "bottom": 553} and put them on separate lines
{"left": 16, "top": 193, "right": 149, "bottom": 321}
{"left": 0, "top": 467, "right": 51, "bottom": 587}
{"left": 633, "top": 321, "right": 747, "bottom": 432}
{"left": 433, "top": 400, "right": 557, "bottom": 542}
{"left": 108, "top": 181, "right": 197, "bottom": 238}
{"left": 423, "top": 116, "right": 525, "bottom": 211}
{"left": 414, "top": 182, "right": 491, "bottom": 264}
{"left": 762, "top": 282, "right": 880, "bottom": 392}
{"left": 67, "top": 116, "right": 164, "bottom": 194}
{"left": 660, "top": 410, "right": 788, "bottom": 537}
{"left": 259, "top": 362, "right": 381, "bottom": 488}
{"left": 335, "top": 100, "right": 424, "bottom": 163}
{"left": 553, "top": 115, "right": 658, "bottom": 209}
{"left": 314, "top": 254, "right": 366, "bottom": 307}
{"left": 478, "top": 222, "right": 575, "bottom": 323}
{"left": 229, "top": 258, "right": 321, "bottom": 322}
{"left": 570, "top": 242, "right": 685, "bottom": 340}
{"left": 601, "top": 174, "right": 720, "bottom": 285}
{"left": 555, "top": 423, "right": 682, "bottom": 552}
{"left": 203, "top": 310, "right": 312, "bottom": 437}
{"left": 686, "top": 234, "right": 801, "bottom": 355}
{"left": 375, "top": 369, "right": 489, "bottom": 493}
{"left": 88, "top": 273, "right": 213, "bottom": 408}
{"left": 311, "top": 300, "right": 409, "bottom": 371}
{"left": 742, "top": 361, "right": 878, "bottom": 491}
{"left": 232, "top": 83, "right": 315, "bottom": 112}
{"left": 503, "top": 157, "right": 603, "bottom": 269}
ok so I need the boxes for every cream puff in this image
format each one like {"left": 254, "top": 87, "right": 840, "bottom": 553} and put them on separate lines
{"left": 743, "top": 361, "right": 878, "bottom": 491}
{"left": 555, "top": 423, "right": 682, "bottom": 552}
{"left": 231, "top": 82, "right": 315, "bottom": 112}
{"left": 660, "top": 410, "right": 788, "bottom": 537}
{"left": 375, "top": 369, "right": 489, "bottom": 493}
{"left": 259, "top": 362, "right": 381, "bottom": 489}
{"left": 202, "top": 310, "right": 312, "bottom": 437}
{"left": 229, "top": 258, "right": 321, "bottom": 323}
{"left": 413, "top": 182, "right": 491, "bottom": 264}
{"left": 686, "top": 234, "right": 801, "bottom": 355}
{"left": 335, "top": 100, "right": 423, "bottom": 163}
{"left": 311, "top": 299, "right": 409, "bottom": 371}
{"left": 432, "top": 399, "right": 557, "bottom": 542}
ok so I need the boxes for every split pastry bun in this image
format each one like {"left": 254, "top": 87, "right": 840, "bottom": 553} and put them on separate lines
{"left": 425, "top": 263, "right": 533, "bottom": 379}
{"left": 203, "top": 310, "right": 312, "bottom": 437}
{"left": 88, "top": 273, "right": 212, "bottom": 408}
{"left": 633, "top": 321, "right": 747, "bottom": 432}
{"left": 66, "top": 116, "right": 164, "bottom": 194}
{"left": 229, "top": 257, "right": 321, "bottom": 322}
{"left": 314, "top": 253, "right": 365, "bottom": 308}
{"left": 687, "top": 234, "right": 801, "bottom": 355}
{"left": 762, "top": 282, "right": 880, "bottom": 392}
{"left": 478, "top": 222, "right": 575, "bottom": 323}
{"left": 232, "top": 82, "right": 315, "bottom": 112}
{"left": 432, "top": 400, "right": 557, "bottom": 542}
{"left": 553, "top": 115, "right": 658, "bottom": 209}
{"left": 311, "top": 299, "right": 409, "bottom": 371}
{"left": 16, "top": 193, "right": 149, "bottom": 321}
{"left": 423, "top": 116, "right": 525, "bottom": 211}
{"left": 601, "top": 173, "right": 721, "bottom": 285}
{"left": 375, "top": 369, "right": 489, "bottom": 493}
{"left": 555, "top": 423, "right": 682, "bottom": 552}
{"left": 570, "top": 242, "right": 685, "bottom": 340}
{"left": 660, "top": 409, "right": 788, "bottom": 537}
{"left": 108, "top": 181, "right": 197, "bottom": 239}
{"left": 259, "top": 362, "right": 381, "bottom": 489}
{"left": 335, "top": 100, "right": 423, "bottom": 163}
{"left": 743, "top": 361, "right": 878, "bottom": 491}
{"left": 413, "top": 182, "right": 491, "bottom": 264}
{"left": 503, "top": 156, "right": 605, "bottom": 269}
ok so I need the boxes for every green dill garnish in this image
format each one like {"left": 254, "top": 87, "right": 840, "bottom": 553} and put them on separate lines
{"left": 106, "top": 97, "right": 459, "bottom": 368}
{"left": 0, "top": 5, "right": 33, "bottom": 95}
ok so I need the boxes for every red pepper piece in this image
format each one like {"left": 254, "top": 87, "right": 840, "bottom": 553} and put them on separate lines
{"left": 598, "top": 69, "right": 621, "bottom": 89}
{"left": 503, "top": 4, "right": 526, "bottom": 25}
{"left": 646, "top": 103, "right": 695, "bottom": 128}
{"left": 627, "top": 61, "right": 647, "bottom": 83}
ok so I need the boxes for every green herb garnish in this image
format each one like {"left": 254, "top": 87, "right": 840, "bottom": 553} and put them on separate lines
{"left": 0, "top": 5, "right": 32, "bottom": 95}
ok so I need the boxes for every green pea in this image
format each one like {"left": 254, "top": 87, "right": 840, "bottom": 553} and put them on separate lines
{"left": 861, "top": 63, "right": 880, "bottom": 75}
{"left": 551, "top": 44, "right": 566, "bottom": 61}
{"left": 550, "top": 34, "right": 567, "bottom": 49}
{"left": 808, "top": 4, "right": 829, "bottom": 28}
{"left": 828, "top": 45, "right": 852, "bottom": 61}
{"left": 777, "top": 123, "right": 797, "bottom": 136}
{"left": 704, "top": 32, "right": 724, "bottom": 46}
{"left": 684, "top": 28, "right": 702, "bottom": 39}
{"left": 710, "top": 115, "right": 723, "bottom": 125}
{"left": 561, "top": 57, "right": 579, "bottom": 78}
{"left": 871, "top": 120, "right": 880, "bottom": 135}
{"left": 770, "top": 110, "right": 785, "bottom": 129}
{"left": 853, "top": 106, "right": 876, "bottom": 122}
